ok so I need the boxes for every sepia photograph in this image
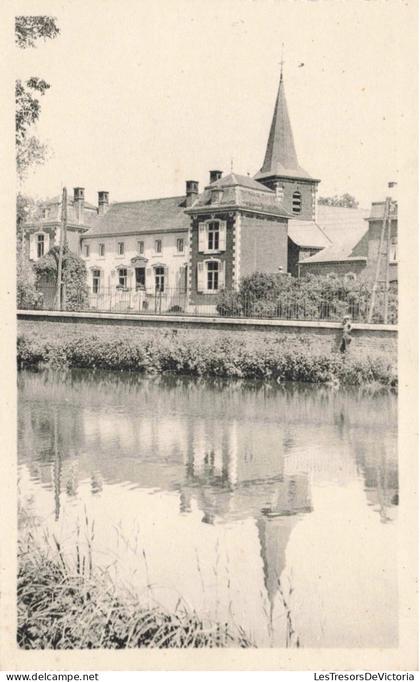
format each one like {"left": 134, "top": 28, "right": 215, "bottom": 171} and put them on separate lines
{"left": 2, "top": 0, "right": 418, "bottom": 672}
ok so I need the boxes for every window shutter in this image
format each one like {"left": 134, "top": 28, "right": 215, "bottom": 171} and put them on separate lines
{"left": 146, "top": 267, "right": 152, "bottom": 288}
{"left": 197, "top": 262, "right": 205, "bottom": 292}
{"left": 44, "top": 232, "right": 50, "bottom": 253}
{"left": 218, "top": 260, "right": 226, "bottom": 290}
{"left": 219, "top": 221, "right": 226, "bottom": 251}
{"left": 198, "top": 223, "right": 206, "bottom": 252}
{"left": 29, "top": 234, "right": 36, "bottom": 260}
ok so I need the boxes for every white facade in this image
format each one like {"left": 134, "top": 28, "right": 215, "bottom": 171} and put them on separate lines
{"left": 81, "top": 230, "right": 189, "bottom": 313}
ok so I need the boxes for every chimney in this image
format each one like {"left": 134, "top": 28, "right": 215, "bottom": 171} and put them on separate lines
{"left": 186, "top": 180, "right": 199, "bottom": 207}
{"left": 210, "top": 170, "right": 222, "bottom": 184}
{"left": 73, "top": 187, "right": 85, "bottom": 224}
{"left": 98, "top": 191, "right": 109, "bottom": 216}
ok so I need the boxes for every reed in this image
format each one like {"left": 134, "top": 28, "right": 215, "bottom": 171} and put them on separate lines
{"left": 17, "top": 531, "right": 253, "bottom": 649}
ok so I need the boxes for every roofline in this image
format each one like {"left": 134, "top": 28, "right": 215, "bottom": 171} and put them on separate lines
{"left": 289, "top": 241, "right": 324, "bottom": 249}
{"left": 185, "top": 204, "right": 289, "bottom": 219}
{"left": 110, "top": 195, "right": 186, "bottom": 206}
{"left": 255, "top": 173, "right": 321, "bottom": 184}
{"left": 24, "top": 222, "right": 90, "bottom": 231}
{"left": 82, "top": 227, "right": 189, "bottom": 240}
{"left": 299, "top": 256, "right": 368, "bottom": 264}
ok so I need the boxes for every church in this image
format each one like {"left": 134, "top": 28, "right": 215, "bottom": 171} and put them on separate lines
{"left": 25, "top": 68, "right": 396, "bottom": 313}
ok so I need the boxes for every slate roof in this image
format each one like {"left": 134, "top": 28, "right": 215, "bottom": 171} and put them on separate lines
{"left": 288, "top": 220, "right": 331, "bottom": 249}
{"left": 44, "top": 195, "right": 97, "bottom": 210}
{"left": 254, "top": 74, "right": 314, "bottom": 182}
{"left": 207, "top": 173, "right": 273, "bottom": 192}
{"left": 190, "top": 172, "right": 289, "bottom": 217}
{"left": 84, "top": 196, "right": 190, "bottom": 236}
{"left": 298, "top": 205, "right": 370, "bottom": 264}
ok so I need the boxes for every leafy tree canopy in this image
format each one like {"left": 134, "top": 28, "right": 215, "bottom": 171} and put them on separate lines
{"left": 318, "top": 193, "right": 359, "bottom": 208}
{"left": 15, "top": 16, "right": 59, "bottom": 48}
{"left": 15, "top": 16, "right": 59, "bottom": 180}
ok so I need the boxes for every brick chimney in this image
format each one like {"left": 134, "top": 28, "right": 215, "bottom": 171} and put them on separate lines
{"left": 186, "top": 180, "right": 199, "bottom": 207}
{"left": 209, "top": 170, "right": 222, "bottom": 183}
{"left": 73, "top": 187, "right": 85, "bottom": 224}
{"left": 98, "top": 191, "right": 109, "bottom": 216}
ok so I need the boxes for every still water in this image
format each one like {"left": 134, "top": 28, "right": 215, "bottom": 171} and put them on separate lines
{"left": 18, "top": 369, "right": 398, "bottom": 649}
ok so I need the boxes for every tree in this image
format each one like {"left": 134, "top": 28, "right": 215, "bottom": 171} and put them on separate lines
{"left": 15, "top": 16, "right": 59, "bottom": 48}
{"left": 15, "top": 17, "right": 60, "bottom": 180}
{"left": 318, "top": 193, "right": 359, "bottom": 208}
{"left": 34, "top": 246, "right": 89, "bottom": 311}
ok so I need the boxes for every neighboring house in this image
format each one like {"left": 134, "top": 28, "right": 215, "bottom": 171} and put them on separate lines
{"left": 298, "top": 201, "right": 398, "bottom": 282}
{"left": 25, "top": 187, "right": 100, "bottom": 261}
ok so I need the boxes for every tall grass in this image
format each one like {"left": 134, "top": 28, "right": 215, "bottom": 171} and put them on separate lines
{"left": 17, "top": 530, "right": 253, "bottom": 649}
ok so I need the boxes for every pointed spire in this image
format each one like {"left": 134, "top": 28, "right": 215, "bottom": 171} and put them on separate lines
{"left": 255, "top": 66, "right": 311, "bottom": 181}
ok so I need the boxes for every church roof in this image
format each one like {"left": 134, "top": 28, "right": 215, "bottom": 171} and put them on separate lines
{"left": 84, "top": 196, "right": 190, "bottom": 236}
{"left": 254, "top": 73, "right": 314, "bottom": 182}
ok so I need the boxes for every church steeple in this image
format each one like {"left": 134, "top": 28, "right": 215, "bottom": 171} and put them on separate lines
{"left": 255, "top": 69, "right": 310, "bottom": 181}
{"left": 254, "top": 66, "right": 320, "bottom": 221}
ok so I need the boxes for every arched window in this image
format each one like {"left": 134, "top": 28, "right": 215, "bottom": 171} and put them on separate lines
{"left": 292, "top": 191, "right": 302, "bottom": 214}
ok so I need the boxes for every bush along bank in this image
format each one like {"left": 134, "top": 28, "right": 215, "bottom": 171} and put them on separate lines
{"left": 17, "top": 333, "right": 397, "bottom": 388}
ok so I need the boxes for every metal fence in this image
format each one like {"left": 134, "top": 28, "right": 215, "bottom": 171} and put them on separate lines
{"left": 18, "top": 283, "right": 398, "bottom": 324}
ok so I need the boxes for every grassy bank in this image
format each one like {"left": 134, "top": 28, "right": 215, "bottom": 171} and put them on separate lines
{"left": 18, "top": 532, "right": 252, "bottom": 649}
{"left": 17, "top": 331, "right": 397, "bottom": 387}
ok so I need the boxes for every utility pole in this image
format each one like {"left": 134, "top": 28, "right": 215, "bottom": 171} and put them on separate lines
{"left": 56, "top": 187, "right": 67, "bottom": 310}
{"left": 368, "top": 195, "right": 390, "bottom": 323}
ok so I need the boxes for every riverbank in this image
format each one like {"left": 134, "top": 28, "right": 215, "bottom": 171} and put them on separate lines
{"left": 17, "top": 329, "right": 397, "bottom": 387}
{"left": 18, "top": 530, "right": 252, "bottom": 649}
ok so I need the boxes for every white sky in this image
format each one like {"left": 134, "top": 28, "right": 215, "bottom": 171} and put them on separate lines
{"left": 16, "top": 0, "right": 414, "bottom": 208}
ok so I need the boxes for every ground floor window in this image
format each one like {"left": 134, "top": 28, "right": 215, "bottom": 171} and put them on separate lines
{"left": 92, "top": 269, "right": 101, "bottom": 293}
{"left": 155, "top": 266, "right": 165, "bottom": 292}
{"left": 207, "top": 261, "right": 219, "bottom": 291}
{"left": 37, "top": 234, "right": 45, "bottom": 258}
{"left": 118, "top": 268, "right": 128, "bottom": 287}
{"left": 135, "top": 267, "right": 145, "bottom": 288}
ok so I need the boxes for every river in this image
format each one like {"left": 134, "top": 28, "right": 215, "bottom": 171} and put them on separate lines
{"left": 18, "top": 369, "right": 398, "bottom": 648}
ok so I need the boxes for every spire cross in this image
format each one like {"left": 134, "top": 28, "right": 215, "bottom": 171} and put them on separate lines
{"left": 279, "top": 43, "right": 285, "bottom": 81}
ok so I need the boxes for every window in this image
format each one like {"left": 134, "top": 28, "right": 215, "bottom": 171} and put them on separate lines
{"left": 118, "top": 268, "right": 127, "bottom": 287}
{"left": 37, "top": 234, "right": 45, "bottom": 258}
{"left": 207, "top": 261, "right": 219, "bottom": 291}
{"left": 292, "top": 191, "right": 302, "bottom": 214}
{"left": 177, "top": 238, "right": 184, "bottom": 253}
{"left": 42, "top": 208, "right": 49, "bottom": 219}
{"left": 135, "top": 267, "right": 145, "bottom": 288}
{"left": 390, "top": 239, "right": 398, "bottom": 262}
{"left": 92, "top": 269, "right": 101, "bottom": 293}
{"left": 99, "top": 243, "right": 105, "bottom": 257}
{"left": 208, "top": 221, "right": 219, "bottom": 251}
{"left": 155, "top": 266, "right": 165, "bottom": 292}
{"left": 117, "top": 242, "right": 125, "bottom": 256}
{"left": 138, "top": 240, "right": 144, "bottom": 254}
{"left": 84, "top": 244, "right": 90, "bottom": 257}
{"left": 155, "top": 239, "right": 162, "bottom": 254}
{"left": 344, "top": 272, "right": 356, "bottom": 282}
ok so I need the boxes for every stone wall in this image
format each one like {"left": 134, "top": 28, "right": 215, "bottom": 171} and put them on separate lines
{"left": 17, "top": 310, "right": 397, "bottom": 361}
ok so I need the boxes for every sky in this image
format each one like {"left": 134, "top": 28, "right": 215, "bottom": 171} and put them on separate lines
{"left": 15, "top": 0, "right": 415, "bottom": 208}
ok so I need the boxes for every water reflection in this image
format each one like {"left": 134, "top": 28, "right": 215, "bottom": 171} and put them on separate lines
{"left": 18, "top": 369, "right": 398, "bottom": 648}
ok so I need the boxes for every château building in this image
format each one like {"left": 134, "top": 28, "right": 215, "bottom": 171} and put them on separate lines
{"left": 25, "top": 67, "right": 397, "bottom": 312}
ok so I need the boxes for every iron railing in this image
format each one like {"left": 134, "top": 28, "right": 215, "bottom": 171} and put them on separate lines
{"left": 17, "top": 284, "right": 398, "bottom": 324}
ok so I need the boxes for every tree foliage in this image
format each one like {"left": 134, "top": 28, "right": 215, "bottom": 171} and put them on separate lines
{"left": 15, "top": 17, "right": 59, "bottom": 180}
{"left": 318, "top": 193, "right": 359, "bottom": 208}
{"left": 34, "top": 246, "right": 89, "bottom": 311}
{"left": 15, "top": 16, "right": 59, "bottom": 49}
{"left": 216, "top": 271, "right": 397, "bottom": 324}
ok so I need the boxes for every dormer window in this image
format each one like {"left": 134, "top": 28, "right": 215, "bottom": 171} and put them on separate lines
{"left": 292, "top": 191, "right": 302, "bottom": 214}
